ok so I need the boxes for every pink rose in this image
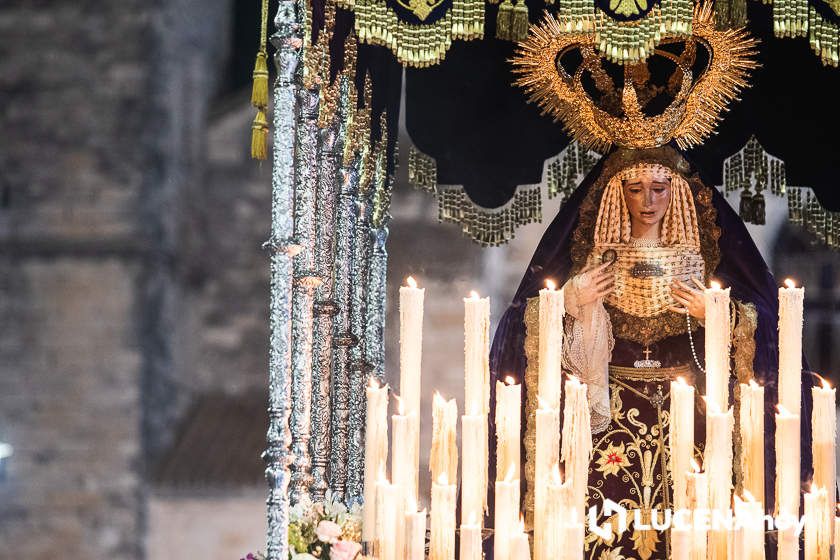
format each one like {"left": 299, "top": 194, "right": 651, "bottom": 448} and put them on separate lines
{"left": 315, "top": 520, "right": 342, "bottom": 543}
{"left": 329, "top": 540, "right": 362, "bottom": 560}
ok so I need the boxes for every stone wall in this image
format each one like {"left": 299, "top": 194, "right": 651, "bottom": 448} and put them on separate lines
{"left": 0, "top": 0, "right": 240, "bottom": 557}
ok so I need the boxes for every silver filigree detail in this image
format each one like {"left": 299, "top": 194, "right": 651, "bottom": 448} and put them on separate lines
{"left": 265, "top": 0, "right": 301, "bottom": 556}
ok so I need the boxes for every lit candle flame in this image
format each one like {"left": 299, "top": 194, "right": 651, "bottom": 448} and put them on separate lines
{"left": 406, "top": 497, "right": 417, "bottom": 513}
{"left": 467, "top": 512, "right": 477, "bottom": 525}
{"left": 406, "top": 276, "right": 418, "bottom": 289}
{"left": 378, "top": 464, "right": 388, "bottom": 482}
{"left": 469, "top": 290, "right": 480, "bottom": 300}
{"left": 814, "top": 373, "right": 832, "bottom": 390}
{"left": 710, "top": 280, "right": 722, "bottom": 290}
{"left": 537, "top": 396, "right": 550, "bottom": 410}
{"left": 545, "top": 279, "right": 556, "bottom": 291}
{"left": 518, "top": 514, "right": 526, "bottom": 532}
{"left": 742, "top": 489, "right": 756, "bottom": 503}
{"left": 437, "top": 472, "right": 449, "bottom": 485}
{"left": 748, "top": 379, "right": 761, "bottom": 390}
{"left": 369, "top": 377, "right": 380, "bottom": 389}
{"left": 395, "top": 394, "right": 405, "bottom": 416}
{"left": 690, "top": 458, "right": 702, "bottom": 473}
{"left": 504, "top": 375, "right": 516, "bottom": 386}
{"left": 675, "top": 376, "right": 687, "bottom": 386}
{"left": 566, "top": 374, "right": 581, "bottom": 386}
{"left": 784, "top": 278, "right": 796, "bottom": 289}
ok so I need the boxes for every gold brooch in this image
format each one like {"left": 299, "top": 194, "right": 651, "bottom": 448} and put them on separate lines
{"left": 510, "top": 2, "right": 759, "bottom": 151}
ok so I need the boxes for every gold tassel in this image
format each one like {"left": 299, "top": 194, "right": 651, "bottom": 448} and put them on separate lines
{"left": 496, "top": 0, "right": 513, "bottom": 40}
{"left": 251, "top": 50, "right": 269, "bottom": 108}
{"left": 511, "top": 0, "right": 530, "bottom": 41}
{"left": 251, "top": 109, "right": 269, "bottom": 160}
{"left": 248, "top": 0, "right": 270, "bottom": 159}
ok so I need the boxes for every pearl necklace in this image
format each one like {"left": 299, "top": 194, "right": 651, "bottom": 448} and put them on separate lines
{"left": 686, "top": 311, "right": 706, "bottom": 374}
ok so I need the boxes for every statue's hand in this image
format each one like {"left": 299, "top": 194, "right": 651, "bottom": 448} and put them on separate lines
{"left": 669, "top": 278, "right": 706, "bottom": 320}
{"left": 573, "top": 261, "right": 615, "bottom": 306}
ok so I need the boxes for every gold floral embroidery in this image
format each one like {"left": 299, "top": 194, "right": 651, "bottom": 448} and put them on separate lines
{"left": 732, "top": 300, "right": 758, "bottom": 384}
{"left": 585, "top": 380, "right": 676, "bottom": 560}
{"left": 596, "top": 442, "right": 632, "bottom": 476}
{"left": 599, "top": 547, "right": 628, "bottom": 560}
{"left": 730, "top": 298, "right": 757, "bottom": 495}
{"left": 523, "top": 296, "right": 541, "bottom": 527}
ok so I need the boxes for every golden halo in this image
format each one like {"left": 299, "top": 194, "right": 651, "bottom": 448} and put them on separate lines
{"left": 510, "top": 3, "right": 759, "bottom": 151}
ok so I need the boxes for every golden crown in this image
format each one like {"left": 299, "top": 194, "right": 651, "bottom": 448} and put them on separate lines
{"left": 511, "top": 3, "right": 759, "bottom": 151}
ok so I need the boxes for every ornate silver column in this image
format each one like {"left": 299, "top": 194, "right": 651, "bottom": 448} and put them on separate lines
{"left": 288, "top": 86, "right": 323, "bottom": 503}
{"left": 366, "top": 134, "right": 394, "bottom": 381}
{"left": 345, "top": 189, "right": 374, "bottom": 503}
{"left": 309, "top": 110, "right": 342, "bottom": 501}
{"left": 365, "top": 224, "right": 389, "bottom": 380}
{"left": 264, "top": 0, "right": 301, "bottom": 556}
{"left": 329, "top": 175, "right": 359, "bottom": 497}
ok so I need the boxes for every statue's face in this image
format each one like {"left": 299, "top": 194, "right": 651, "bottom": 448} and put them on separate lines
{"left": 622, "top": 168, "right": 672, "bottom": 228}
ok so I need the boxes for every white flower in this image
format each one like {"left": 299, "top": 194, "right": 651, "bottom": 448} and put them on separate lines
{"left": 315, "top": 519, "right": 343, "bottom": 543}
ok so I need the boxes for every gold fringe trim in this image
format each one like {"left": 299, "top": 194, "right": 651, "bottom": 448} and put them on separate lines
{"left": 337, "top": 0, "right": 484, "bottom": 67}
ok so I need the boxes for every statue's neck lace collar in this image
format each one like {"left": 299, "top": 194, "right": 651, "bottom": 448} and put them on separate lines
{"left": 628, "top": 236, "right": 662, "bottom": 248}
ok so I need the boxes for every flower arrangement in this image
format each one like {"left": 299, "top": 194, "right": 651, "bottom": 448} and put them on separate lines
{"left": 287, "top": 491, "right": 364, "bottom": 560}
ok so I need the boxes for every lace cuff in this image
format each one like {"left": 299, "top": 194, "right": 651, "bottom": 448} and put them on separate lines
{"left": 562, "top": 277, "right": 614, "bottom": 434}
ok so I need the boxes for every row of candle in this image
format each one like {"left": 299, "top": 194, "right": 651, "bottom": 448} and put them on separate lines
{"left": 362, "top": 276, "right": 837, "bottom": 560}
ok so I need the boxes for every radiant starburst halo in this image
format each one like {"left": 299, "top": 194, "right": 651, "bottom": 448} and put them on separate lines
{"left": 510, "top": 2, "right": 759, "bottom": 151}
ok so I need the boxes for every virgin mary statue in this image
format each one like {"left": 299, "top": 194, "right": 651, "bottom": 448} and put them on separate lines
{"left": 488, "top": 6, "right": 815, "bottom": 560}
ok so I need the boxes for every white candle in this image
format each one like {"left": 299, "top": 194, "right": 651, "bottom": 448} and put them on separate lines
{"left": 778, "top": 279, "right": 804, "bottom": 416}
{"left": 400, "top": 276, "right": 424, "bottom": 501}
{"left": 431, "top": 473, "right": 456, "bottom": 560}
{"left": 464, "top": 291, "right": 490, "bottom": 416}
{"left": 511, "top": 518, "right": 531, "bottom": 560}
{"left": 461, "top": 413, "right": 487, "bottom": 526}
{"left": 538, "top": 280, "right": 564, "bottom": 410}
{"left": 406, "top": 503, "right": 427, "bottom": 560}
{"left": 541, "top": 466, "right": 563, "bottom": 560}
{"left": 732, "top": 492, "right": 764, "bottom": 560}
{"left": 833, "top": 508, "right": 840, "bottom": 555}
{"left": 705, "top": 401, "right": 733, "bottom": 560}
{"left": 560, "top": 523, "right": 585, "bottom": 560}
{"left": 775, "top": 405, "right": 801, "bottom": 519}
{"left": 494, "top": 467, "right": 519, "bottom": 560}
{"left": 363, "top": 380, "right": 389, "bottom": 541}
{"left": 534, "top": 401, "right": 560, "bottom": 560}
{"left": 544, "top": 465, "right": 580, "bottom": 560}
{"left": 496, "top": 377, "right": 521, "bottom": 482}
{"left": 561, "top": 376, "right": 592, "bottom": 523}
{"left": 430, "top": 392, "right": 458, "bottom": 484}
{"left": 687, "top": 461, "right": 708, "bottom": 560}
{"left": 460, "top": 513, "right": 482, "bottom": 560}
{"left": 805, "top": 486, "right": 830, "bottom": 560}
{"left": 392, "top": 397, "right": 418, "bottom": 559}
{"left": 671, "top": 524, "right": 690, "bottom": 560}
{"left": 670, "top": 377, "right": 695, "bottom": 511}
{"left": 739, "top": 380, "right": 765, "bottom": 505}
{"left": 704, "top": 281, "right": 731, "bottom": 413}
{"left": 377, "top": 479, "right": 399, "bottom": 560}
{"left": 777, "top": 523, "right": 798, "bottom": 560}
{"left": 811, "top": 377, "right": 836, "bottom": 542}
